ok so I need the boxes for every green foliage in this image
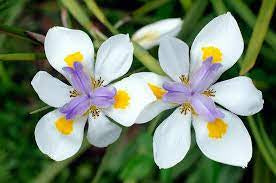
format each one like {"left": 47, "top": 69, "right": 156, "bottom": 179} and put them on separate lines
{"left": 0, "top": 0, "right": 275, "bottom": 182}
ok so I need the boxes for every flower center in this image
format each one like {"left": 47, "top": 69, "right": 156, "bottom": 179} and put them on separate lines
{"left": 60, "top": 62, "right": 116, "bottom": 120}
{"left": 162, "top": 57, "right": 224, "bottom": 121}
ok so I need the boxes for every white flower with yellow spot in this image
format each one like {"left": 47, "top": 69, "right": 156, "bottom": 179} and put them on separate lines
{"left": 132, "top": 18, "right": 183, "bottom": 49}
{"left": 31, "top": 27, "right": 155, "bottom": 161}
{"left": 133, "top": 12, "right": 264, "bottom": 168}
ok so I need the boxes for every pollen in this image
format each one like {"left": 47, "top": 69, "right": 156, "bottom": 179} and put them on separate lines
{"left": 64, "top": 51, "right": 83, "bottom": 67}
{"left": 114, "top": 90, "right": 130, "bottom": 109}
{"left": 207, "top": 118, "right": 228, "bottom": 139}
{"left": 55, "top": 117, "right": 73, "bottom": 135}
{"left": 148, "top": 83, "right": 166, "bottom": 100}
{"left": 202, "top": 46, "right": 222, "bottom": 63}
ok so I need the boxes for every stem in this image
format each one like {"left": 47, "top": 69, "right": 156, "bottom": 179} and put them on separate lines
{"left": 30, "top": 105, "right": 51, "bottom": 115}
{"left": 247, "top": 116, "right": 276, "bottom": 174}
{"left": 0, "top": 53, "right": 46, "bottom": 61}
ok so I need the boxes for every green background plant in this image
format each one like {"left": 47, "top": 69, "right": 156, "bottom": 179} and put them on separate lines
{"left": 0, "top": 0, "right": 275, "bottom": 182}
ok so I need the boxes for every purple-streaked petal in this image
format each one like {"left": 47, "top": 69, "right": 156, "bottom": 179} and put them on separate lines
{"left": 63, "top": 62, "right": 92, "bottom": 95}
{"left": 163, "top": 92, "right": 188, "bottom": 105}
{"left": 163, "top": 81, "right": 190, "bottom": 94}
{"left": 92, "top": 86, "right": 116, "bottom": 98}
{"left": 190, "top": 93, "right": 224, "bottom": 122}
{"left": 90, "top": 96, "right": 115, "bottom": 108}
{"left": 190, "top": 57, "right": 222, "bottom": 93}
{"left": 60, "top": 95, "right": 90, "bottom": 119}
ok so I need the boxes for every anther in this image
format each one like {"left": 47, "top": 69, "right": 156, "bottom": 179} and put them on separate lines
{"left": 202, "top": 89, "right": 216, "bottom": 97}
{"left": 179, "top": 75, "right": 189, "bottom": 85}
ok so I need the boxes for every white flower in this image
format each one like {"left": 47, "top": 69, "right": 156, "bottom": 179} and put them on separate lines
{"left": 133, "top": 12, "right": 264, "bottom": 168}
{"left": 132, "top": 18, "right": 183, "bottom": 49}
{"left": 31, "top": 27, "right": 155, "bottom": 161}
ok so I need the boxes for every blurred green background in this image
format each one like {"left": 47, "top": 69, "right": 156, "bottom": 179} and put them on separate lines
{"left": 0, "top": 0, "right": 275, "bottom": 182}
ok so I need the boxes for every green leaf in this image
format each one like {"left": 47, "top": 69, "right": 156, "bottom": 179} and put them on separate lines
{"left": 0, "top": 53, "right": 45, "bottom": 61}
{"left": 239, "top": 0, "right": 275, "bottom": 75}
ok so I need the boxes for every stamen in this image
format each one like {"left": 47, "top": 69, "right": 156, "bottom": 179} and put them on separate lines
{"left": 180, "top": 103, "right": 196, "bottom": 115}
{"left": 89, "top": 106, "right": 100, "bottom": 119}
{"left": 202, "top": 89, "right": 216, "bottom": 97}
{"left": 179, "top": 75, "right": 189, "bottom": 85}
{"left": 92, "top": 77, "right": 104, "bottom": 89}
{"left": 69, "top": 90, "right": 80, "bottom": 97}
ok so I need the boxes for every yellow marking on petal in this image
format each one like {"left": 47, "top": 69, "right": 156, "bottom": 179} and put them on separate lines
{"left": 55, "top": 117, "right": 73, "bottom": 135}
{"left": 148, "top": 83, "right": 166, "bottom": 100}
{"left": 64, "top": 51, "right": 83, "bottom": 67}
{"left": 207, "top": 118, "right": 228, "bottom": 139}
{"left": 133, "top": 31, "right": 160, "bottom": 43}
{"left": 114, "top": 90, "right": 130, "bottom": 109}
{"left": 202, "top": 46, "right": 222, "bottom": 63}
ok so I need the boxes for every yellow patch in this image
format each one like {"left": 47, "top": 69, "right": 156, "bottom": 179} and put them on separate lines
{"left": 114, "top": 90, "right": 130, "bottom": 109}
{"left": 207, "top": 118, "right": 228, "bottom": 139}
{"left": 148, "top": 83, "right": 166, "bottom": 100}
{"left": 64, "top": 51, "right": 84, "bottom": 67}
{"left": 55, "top": 117, "right": 73, "bottom": 135}
{"left": 202, "top": 46, "right": 222, "bottom": 63}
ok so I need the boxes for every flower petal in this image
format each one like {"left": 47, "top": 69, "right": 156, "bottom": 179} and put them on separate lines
{"left": 190, "top": 12, "right": 244, "bottom": 78}
{"left": 132, "top": 18, "right": 183, "bottom": 49}
{"left": 87, "top": 113, "right": 122, "bottom": 147}
{"left": 35, "top": 110, "right": 87, "bottom": 161}
{"left": 94, "top": 34, "right": 134, "bottom": 85}
{"left": 153, "top": 108, "right": 191, "bottom": 169}
{"left": 135, "top": 100, "right": 175, "bottom": 124}
{"left": 31, "top": 71, "right": 72, "bottom": 108}
{"left": 104, "top": 75, "right": 156, "bottom": 127}
{"left": 192, "top": 108, "right": 252, "bottom": 167}
{"left": 210, "top": 76, "right": 264, "bottom": 116}
{"left": 44, "top": 27, "right": 94, "bottom": 77}
{"left": 159, "top": 37, "right": 189, "bottom": 82}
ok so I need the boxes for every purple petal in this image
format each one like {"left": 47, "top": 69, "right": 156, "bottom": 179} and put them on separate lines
{"left": 163, "top": 81, "right": 190, "bottom": 94}
{"left": 190, "top": 57, "right": 222, "bottom": 93}
{"left": 92, "top": 86, "right": 116, "bottom": 98}
{"left": 90, "top": 96, "right": 115, "bottom": 108}
{"left": 190, "top": 93, "right": 224, "bottom": 122}
{"left": 59, "top": 95, "right": 91, "bottom": 119}
{"left": 63, "top": 62, "right": 92, "bottom": 95}
{"left": 162, "top": 92, "right": 188, "bottom": 104}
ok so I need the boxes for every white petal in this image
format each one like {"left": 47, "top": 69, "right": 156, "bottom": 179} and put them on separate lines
{"left": 135, "top": 100, "right": 175, "bottom": 124}
{"left": 104, "top": 75, "right": 156, "bottom": 127}
{"left": 31, "top": 71, "right": 72, "bottom": 108}
{"left": 132, "top": 18, "right": 183, "bottom": 49}
{"left": 159, "top": 37, "right": 189, "bottom": 82}
{"left": 35, "top": 110, "right": 87, "bottom": 161}
{"left": 94, "top": 34, "right": 134, "bottom": 85}
{"left": 44, "top": 26, "right": 94, "bottom": 76}
{"left": 192, "top": 108, "right": 252, "bottom": 167}
{"left": 87, "top": 113, "right": 122, "bottom": 148}
{"left": 153, "top": 108, "right": 191, "bottom": 169}
{"left": 190, "top": 12, "right": 244, "bottom": 77}
{"left": 210, "top": 76, "right": 264, "bottom": 116}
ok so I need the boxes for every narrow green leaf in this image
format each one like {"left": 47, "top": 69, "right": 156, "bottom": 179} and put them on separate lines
{"left": 226, "top": 0, "right": 276, "bottom": 50}
{"left": 29, "top": 106, "right": 51, "bottom": 114}
{"left": 239, "top": 0, "right": 275, "bottom": 75}
{"left": 210, "top": 0, "right": 227, "bottom": 15}
{"left": 179, "top": 0, "right": 208, "bottom": 39}
{"left": 0, "top": 53, "right": 45, "bottom": 61}
{"left": 247, "top": 116, "right": 276, "bottom": 174}
{"left": 60, "top": 0, "right": 102, "bottom": 40}
{"left": 132, "top": 0, "right": 170, "bottom": 17}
